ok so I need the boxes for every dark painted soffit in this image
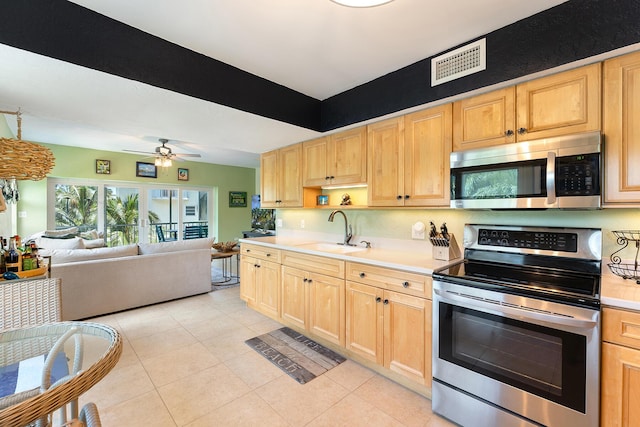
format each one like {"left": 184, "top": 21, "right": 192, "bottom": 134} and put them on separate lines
{"left": 0, "top": 0, "right": 322, "bottom": 131}
{"left": 2, "top": 0, "right": 640, "bottom": 134}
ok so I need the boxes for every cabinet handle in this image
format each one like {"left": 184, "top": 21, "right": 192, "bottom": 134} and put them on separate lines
{"left": 383, "top": 299, "right": 389, "bottom": 305}
{"left": 359, "top": 272, "right": 366, "bottom": 278}
{"left": 266, "top": 253, "right": 271, "bottom": 257}
{"left": 517, "top": 127, "right": 527, "bottom": 135}
{"left": 376, "top": 297, "right": 382, "bottom": 303}
{"left": 402, "top": 281, "right": 409, "bottom": 288}
{"left": 255, "top": 264, "right": 260, "bottom": 268}
{"left": 303, "top": 278, "right": 308, "bottom": 282}
{"left": 330, "top": 176, "right": 335, "bottom": 180}
{"left": 404, "top": 195, "right": 410, "bottom": 199}
{"left": 246, "top": 249, "right": 250, "bottom": 252}
{"left": 325, "top": 176, "right": 330, "bottom": 180}
{"left": 396, "top": 195, "right": 402, "bottom": 200}
{"left": 308, "top": 279, "right": 313, "bottom": 283}
{"left": 504, "top": 129, "right": 514, "bottom": 136}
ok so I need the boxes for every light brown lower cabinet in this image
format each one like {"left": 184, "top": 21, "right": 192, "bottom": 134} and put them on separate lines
{"left": 601, "top": 307, "right": 640, "bottom": 427}
{"left": 281, "top": 265, "right": 345, "bottom": 347}
{"left": 240, "top": 255, "right": 281, "bottom": 320}
{"left": 346, "top": 280, "right": 431, "bottom": 385}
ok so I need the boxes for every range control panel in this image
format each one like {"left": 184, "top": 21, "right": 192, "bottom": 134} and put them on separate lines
{"left": 477, "top": 228, "right": 578, "bottom": 252}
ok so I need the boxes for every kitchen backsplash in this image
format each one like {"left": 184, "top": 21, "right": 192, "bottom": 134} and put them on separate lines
{"left": 276, "top": 208, "right": 640, "bottom": 263}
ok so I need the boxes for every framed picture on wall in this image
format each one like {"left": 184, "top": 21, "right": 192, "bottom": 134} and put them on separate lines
{"left": 178, "top": 168, "right": 189, "bottom": 181}
{"left": 96, "top": 159, "right": 111, "bottom": 174}
{"left": 229, "top": 191, "right": 247, "bottom": 207}
{"left": 136, "top": 162, "right": 157, "bottom": 178}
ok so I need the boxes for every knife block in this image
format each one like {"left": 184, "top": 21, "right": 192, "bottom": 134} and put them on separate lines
{"left": 431, "top": 234, "right": 461, "bottom": 261}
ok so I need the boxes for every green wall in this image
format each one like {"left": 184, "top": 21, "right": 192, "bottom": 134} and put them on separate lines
{"left": 16, "top": 143, "right": 256, "bottom": 243}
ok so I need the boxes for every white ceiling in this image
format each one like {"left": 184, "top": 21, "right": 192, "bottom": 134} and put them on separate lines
{"left": 0, "top": 0, "right": 567, "bottom": 168}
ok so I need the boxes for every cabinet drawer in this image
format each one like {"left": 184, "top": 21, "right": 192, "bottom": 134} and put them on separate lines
{"left": 240, "top": 243, "right": 281, "bottom": 263}
{"left": 603, "top": 307, "right": 640, "bottom": 350}
{"left": 346, "top": 262, "right": 431, "bottom": 298}
{"left": 282, "top": 251, "right": 345, "bottom": 279}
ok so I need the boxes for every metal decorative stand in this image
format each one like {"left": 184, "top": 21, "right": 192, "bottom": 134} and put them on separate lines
{"left": 608, "top": 230, "right": 640, "bottom": 284}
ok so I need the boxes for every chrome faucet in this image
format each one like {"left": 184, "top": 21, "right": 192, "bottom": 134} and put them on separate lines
{"left": 328, "top": 209, "right": 354, "bottom": 246}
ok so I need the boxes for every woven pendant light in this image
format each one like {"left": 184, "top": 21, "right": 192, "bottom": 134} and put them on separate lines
{"left": 0, "top": 110, "right": 55, "bottom": 181}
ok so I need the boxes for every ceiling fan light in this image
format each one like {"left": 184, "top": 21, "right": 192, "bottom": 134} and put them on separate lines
{"left": 162, "top": 158, "right": 172, "bottom": 167}
{"left": 330, "top": 0, "right": 394, "bottom": 7}
{"left": 154, "top": 157, "right": 163, "bottom": 167}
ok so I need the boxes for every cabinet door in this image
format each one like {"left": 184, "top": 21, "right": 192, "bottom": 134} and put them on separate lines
{"left": 404, "top": 104, "right": 452, "bottom": 207}
{"left": 302, "top": 137, "right": 329, "bottom": 187}
{"left": 516, "top": 63, "right": 601, "bottom": 141}
{"left": 256, "top": 260, "right": 281, "bottom": 320}
{"left": 346, "top": 281, "right": 383, "bottom": 364}
{"left": 601, "top": 342, "right": 640, "bottom": 427}
{"left": 240, "top": 256, "right": 258, "bottom": 306}
{"left": 367, "top": 117, "right": 404, "bottom": 206}
{"left": 308, "top": 272, "right": 345, "bottom": 346}
{"left": 604, "top": 51, "right": 640, "bottom": 204}
{"left": 260, "top": 150, "right": 279, "bottom": 208}
{"left": 453, "top": 87, "right": 515, "bottom": 151}
{"left": 329, "top": 127, "right": 367, "bottom": 186}
{"left": 281, "top": 266, "right": 308, "bottom": 330}
{"left": 383, "top": 290, "right": 430, "bottom": 385}
{"left": 278, "top": 144, "right": 303, "bottom": 207}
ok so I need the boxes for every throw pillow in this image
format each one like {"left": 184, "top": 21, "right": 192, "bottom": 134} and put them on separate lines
{"left": 43, "top": 227, "right": 79, "bottom": 238}
{"left": 35, "top": 236, "right": 86, "bottom": 250}
{"left": 45, "top": 244, "right": 138, "bottom": 264}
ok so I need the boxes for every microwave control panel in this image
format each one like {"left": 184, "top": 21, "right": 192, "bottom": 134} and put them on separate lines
{"left": 555, "top": 153, "right": 600, "bottom": 197}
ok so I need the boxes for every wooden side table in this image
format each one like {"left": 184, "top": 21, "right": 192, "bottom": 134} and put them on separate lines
{"left": 211, "top": 249, "right": 240, "bottom": 285}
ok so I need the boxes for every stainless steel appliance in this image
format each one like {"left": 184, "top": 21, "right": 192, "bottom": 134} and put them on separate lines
{"left": 450, "top": 131, "right": 601, "bottom": 209}
{"left": 432, "top": 224, "right": 602, "bottom": 427}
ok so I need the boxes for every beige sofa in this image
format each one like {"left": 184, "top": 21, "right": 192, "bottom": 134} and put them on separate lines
{"left": 43, "top": 238, "right": 214, "bottom": 320}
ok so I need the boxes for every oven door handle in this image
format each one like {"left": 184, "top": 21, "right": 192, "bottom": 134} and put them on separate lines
{"left": 434, "top": 289, "right": 597, "bottom": 329}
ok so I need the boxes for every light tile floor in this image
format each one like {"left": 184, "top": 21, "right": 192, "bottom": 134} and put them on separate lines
{"left": 79, "top": 286, "right": 456, "bottom": 427}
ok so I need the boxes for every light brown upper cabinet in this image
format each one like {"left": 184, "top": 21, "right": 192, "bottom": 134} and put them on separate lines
{"left": 367, "top": 117, "right": 405, "bottom": 206}
{"left": 260, "top": 144, "right": 303, "bottom": 208}
{"left": 404, "top": 105, "right": 452, "bottom": 207}
{"left": 302, "top": 127, "right": 367, "bottom": 187}
{"left": 453, "top": 87, "right": 515, "bottom": 151}
{"left": 453, "top": 63, "right": 601, "bottom": 151}
{"left": 368, "top": 105, "right": 452, "bottom": 207}
{"left": 603, "top": 50, "right": 640, "bottom": 204}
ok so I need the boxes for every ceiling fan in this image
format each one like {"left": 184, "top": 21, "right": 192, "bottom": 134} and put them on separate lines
{"left": 124, "top": 138, "right": 201, "bottom": 166}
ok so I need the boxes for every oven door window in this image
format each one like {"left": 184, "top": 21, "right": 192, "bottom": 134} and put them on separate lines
{"left": 439, "top": 302, "right": 586, "bottom": 413}
{"left": 451, "top": 159, "right": 546, "bottom": 200}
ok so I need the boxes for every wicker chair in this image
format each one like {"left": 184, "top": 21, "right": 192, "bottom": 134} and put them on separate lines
{"left": 78, "top": 402, "right": 102, "bottom": 427}
{"left": 0, "top": 278, "right": 62, "bottom": 330}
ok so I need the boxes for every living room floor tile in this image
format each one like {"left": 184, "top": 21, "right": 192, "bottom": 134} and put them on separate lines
{"left": 80, "top": 286, "right": 455, "bottom": 427}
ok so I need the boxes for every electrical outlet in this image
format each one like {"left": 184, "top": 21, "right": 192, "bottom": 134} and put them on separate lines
{"left": 300, "top": 219, "right": 305, "bottom": 229}
{"left": 276, "top": 219, "right": 283, "bottom": 228}
{"left": 411, "top": 221, "right": 426, "bottom": 240}
{"left": 18, "top": 211, "right": 27, "bottom": 218}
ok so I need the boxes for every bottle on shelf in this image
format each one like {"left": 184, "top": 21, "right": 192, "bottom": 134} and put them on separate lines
{"left": 0, "top": 236, "right": 5, "bottom": 274}
{"left": 22, "top": 244, "right": 35, "bottom": 271}
{"left": 6, "top": 236, "right": 21, "bottom": 272}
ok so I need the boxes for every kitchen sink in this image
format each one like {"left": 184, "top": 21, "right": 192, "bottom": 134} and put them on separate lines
{"left": 297, "top": 242, "right": 366, "bottom": 254}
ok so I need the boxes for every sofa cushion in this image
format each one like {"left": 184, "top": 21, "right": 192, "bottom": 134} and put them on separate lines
{"left": 82, "top": 238, "right": 106, "bottom": 249}
{"left": 35, "top": 236, "right": 86, "bottom": 250}
{"left": 43, "top": 227, "right": 79, "bottom": 238}
{"left": 138, "top": 238, "right": 214, "bottom": 255}
{"left": 44, "top": 244, "right": 139, "bottom": 264}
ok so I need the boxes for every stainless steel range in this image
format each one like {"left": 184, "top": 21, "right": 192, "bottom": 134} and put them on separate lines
{"left": 432, "top": 224, "right": 602, "bottom": 427}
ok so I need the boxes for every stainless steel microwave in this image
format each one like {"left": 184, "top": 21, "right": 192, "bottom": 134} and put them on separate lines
{"left": 450, "top": 131, "right": 602, "bottom": 209}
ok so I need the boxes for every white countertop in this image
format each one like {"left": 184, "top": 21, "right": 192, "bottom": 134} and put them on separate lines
{"left": 239, "top": 236, "right": 452, "bottom": 274}
{"left": 241, "top": 236, "right": 640, "bottom": 312}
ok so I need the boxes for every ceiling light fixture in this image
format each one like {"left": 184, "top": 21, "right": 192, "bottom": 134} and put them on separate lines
{"left": 330, "top": 0, "right": 394, "bottom": 7}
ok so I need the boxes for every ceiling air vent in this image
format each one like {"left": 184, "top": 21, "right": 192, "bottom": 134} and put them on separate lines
{"left": 431, "top": 38, "right": 486, "bottom": 86}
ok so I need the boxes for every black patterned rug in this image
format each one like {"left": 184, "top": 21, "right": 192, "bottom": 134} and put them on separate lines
{"left": 245, "top": 327, "right": 346, "bottom": 384}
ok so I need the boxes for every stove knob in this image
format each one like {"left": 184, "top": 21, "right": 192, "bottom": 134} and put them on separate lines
{"left": 501, "top": 239, "right": 509, "bottom": 246}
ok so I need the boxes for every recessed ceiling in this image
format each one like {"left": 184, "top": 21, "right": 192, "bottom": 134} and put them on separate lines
{"left": 0, "top": 0, "right": 568, "bottom": 168}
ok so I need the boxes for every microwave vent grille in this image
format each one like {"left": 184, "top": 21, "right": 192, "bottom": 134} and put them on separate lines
{"left": 431, "top": 38, "right": 486, "bottom": 86}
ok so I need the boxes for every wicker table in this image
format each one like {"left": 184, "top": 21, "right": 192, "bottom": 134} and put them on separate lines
{"left": 0, "top": 322, "right": 122, "bottom": 426}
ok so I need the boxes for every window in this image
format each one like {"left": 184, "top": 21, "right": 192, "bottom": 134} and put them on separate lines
{"left": 48, "top": 178, "right": 214, "bottom": 246}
